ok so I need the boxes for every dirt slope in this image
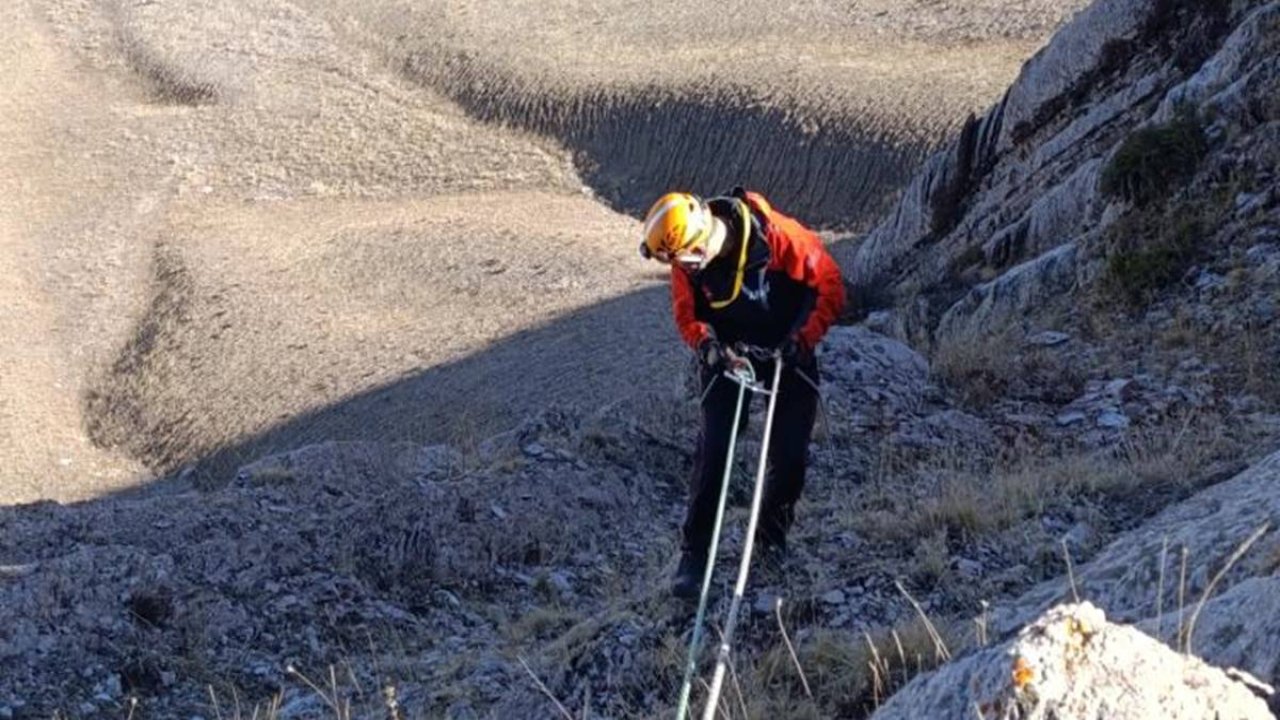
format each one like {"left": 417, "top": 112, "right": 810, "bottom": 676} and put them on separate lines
{"left": 5, "top": 0, "right": 1081, "bottom": 501}
{"left": 0, "top": 0, "right": 156, "bottom": 503}
{"left": 336, "top": 0, "right": 1086, "bottom": 223}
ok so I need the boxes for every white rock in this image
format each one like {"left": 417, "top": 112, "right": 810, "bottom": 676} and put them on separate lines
{"left": 937, "top": 244, "right": 1079, "bottom": 342}
{"left": 753, "top": 592, "right": 781, "bottom": 615}
{"left": 1097, "top": 409, "right": 1131, "bottom": 429}
{"left": 820, "top": 326, "right": 929, "bottom": 419}
{"left": 873, "top": 603, "right": 1273, "bottom": 720}
{"left": 1056, "top": 411, "right": 1087, "bottom": 427}
{"left": 820, "top": 589, "right": 847, "bottom": 606}
{"left": 1026, "top": 330, "right": 1071, "bottom": 347}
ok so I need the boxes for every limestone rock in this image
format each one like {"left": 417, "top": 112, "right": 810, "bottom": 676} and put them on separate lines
{"left": 1138, "top": 576, "right": 1280, "bottom": 686}
{"left": 994, "top": 0, "right": 1151, "bottom": 152}
{"left": 937, "top": 243, "right": 1079, "bottom": 342}
{"left": 818, "top": 326, "right": 929, "bottom": 422}
{"left": 995, "top": 449, "right": 1280, "bottom": 635}
{"left": 850, "top": 0, "right": 1157, "bottom": 289}
{"left": 872, "top": 602, "right": 1273, "bottom": 720}
{"left": 1155, "top": 4, "right": 1280, "bottom": 126}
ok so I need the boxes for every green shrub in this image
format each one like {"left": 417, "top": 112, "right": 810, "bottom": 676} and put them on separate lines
{"left": 1102, "top": 206, "right": 1203, "bottom": 306}
{"left": 1100, "top": 112, "right": 1208, "bottom": 205}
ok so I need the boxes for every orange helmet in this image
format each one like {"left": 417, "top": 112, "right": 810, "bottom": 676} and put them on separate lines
{"left": 639, "top": 192, "right": 715, "bottom": 266}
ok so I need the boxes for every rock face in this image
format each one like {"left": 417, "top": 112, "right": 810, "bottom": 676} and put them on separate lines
{"left": 872, "top": 602, "right": 1273, "bottom": 720}
{"left": 994, "top": 449, "right": 1280, "bottom": 636}
{"left": 936, "top": 243, "right": 1079, "bottom": 341}
{"left": 848, "top": 0, "right": 1280, "bottom": 353}
{"left": 1138, "top": 576, "right": 1280, "bottom": 688}
{"left": 845, "top": 0, "right": 1151, "bottom": 280}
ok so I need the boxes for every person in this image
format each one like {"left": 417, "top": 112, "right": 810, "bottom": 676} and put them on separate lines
{"left": 638, "top": 187, "right": 846, "bottom": 598}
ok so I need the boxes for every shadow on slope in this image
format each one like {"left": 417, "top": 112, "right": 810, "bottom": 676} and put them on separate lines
{"left": 401, "top": 52, "right": 935, "bottom": 227}
{"left": 93, "top": 280, "right": 685, "bottom": 492}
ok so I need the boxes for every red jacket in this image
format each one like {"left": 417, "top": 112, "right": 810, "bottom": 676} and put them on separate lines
{"left": 670, "top": 190, "right": 845, "bottom": 352}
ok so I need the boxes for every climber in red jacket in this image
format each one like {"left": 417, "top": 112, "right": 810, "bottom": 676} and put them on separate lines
{"left": 639, "top": 187, "right": 846, "bottom": 598}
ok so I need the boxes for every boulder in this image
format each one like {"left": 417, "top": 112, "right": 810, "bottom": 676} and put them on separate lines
{"left": 818, "top": 326, "right": 929, "bottom": 422}
{"left": 1138, "top": 575, "right": 1280, "bottom": 686}
{"left": 872, "top": 602, "right": 1273, "bottom": 720}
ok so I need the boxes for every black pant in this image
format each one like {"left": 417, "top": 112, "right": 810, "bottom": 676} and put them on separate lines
{"left": 682, "top": 357, "right": 819, "bottom": 555}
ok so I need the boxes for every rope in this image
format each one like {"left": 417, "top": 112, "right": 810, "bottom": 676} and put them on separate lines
{"left": 698, "top": 374, "right": 720, "bottom": 406}
{"left": 733, "top": 343, "right": 837, "bottom": 473}
{"left": 674, "top": 368, "right": 747, "bottom": 720}
{"left": 793, "top": 366, "right": 838, "bottom": 474}
{"left": 675, "top": 344, "right": 837, "bottom": 719}
{"left": 701, "top": 353, "right": 785, "bottom": 720}
{"left": 675, "top": 358, "right": 773, "bottom": 717}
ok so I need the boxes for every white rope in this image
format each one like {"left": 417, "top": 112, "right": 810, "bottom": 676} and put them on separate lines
{"left": 675, "top": 365, "right": 751, "bottom": 719}
{"left": 700, "top": 353, "right": 785, "bottom": 720}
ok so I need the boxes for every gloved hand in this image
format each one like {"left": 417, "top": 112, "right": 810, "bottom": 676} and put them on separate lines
{"left": 780, "top": 334, "right": 813, "bottom": 365}
{"left": 698, "top": 337, "right": 726, "bottom": 371}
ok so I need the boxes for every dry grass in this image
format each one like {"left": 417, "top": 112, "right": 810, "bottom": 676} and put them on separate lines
{"left": 930, "top": 327, "right": 1023, "bottom": 407}
{"left": 930, "top": 326, "right": 1086, "bottom": 408}
{"left": 742, "top": 616, "right": 958, "bottom": 719}
{"left": 198, "top": 664, "right": 425, "bottom": 720}
{"left": 856, "top": 410, "right": 1238, "bottom": 544}
{"left": 507, "top": 605, "right": 584, "bottom": 645}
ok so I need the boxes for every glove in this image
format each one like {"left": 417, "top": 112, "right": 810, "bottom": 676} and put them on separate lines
{"left": 697, "top": 337, "right": 726, "bottom": 371}
{"left": 780, "top": 334, "right": 813, "bottom": 365}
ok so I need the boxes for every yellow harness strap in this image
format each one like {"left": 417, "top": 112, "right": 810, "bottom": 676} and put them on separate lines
{"left": 708, "top": 201, "right": 751, "bottom": 310}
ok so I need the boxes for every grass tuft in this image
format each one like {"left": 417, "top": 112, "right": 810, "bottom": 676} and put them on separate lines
{"left": 1101, "top": 206, "right": 1203, "bottom": 307}
{"left": 747, "top": 617, "right": 955, "bottom": 718}
{"left": 856, "top": 410, "right": 1237, "bottom": 544}
{"left": 930, "top": 327, "right": 1086, "bottom": 409}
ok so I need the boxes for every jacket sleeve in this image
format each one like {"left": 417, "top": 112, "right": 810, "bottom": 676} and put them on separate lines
{"left": 671, "top": 266, "right": 711, "bottom": 349}
{"left": 764, "top": 216, "right": 846, "bottom": 349}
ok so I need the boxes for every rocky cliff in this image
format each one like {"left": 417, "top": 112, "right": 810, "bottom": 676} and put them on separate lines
{"left": 849, "top": 0, "right": 1278, "bottom": 373}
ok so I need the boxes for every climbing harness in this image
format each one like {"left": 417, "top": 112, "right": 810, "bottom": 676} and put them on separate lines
{"left": 674, "top": 346, "right": 784, "bottom": 720}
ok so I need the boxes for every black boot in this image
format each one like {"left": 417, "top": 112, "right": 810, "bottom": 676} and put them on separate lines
{"left": 754, "top": 537, "right": 788, "bottom": 582}
{"left": 672, "top": 549, "right": 708, "bottom": 599}
{"left": 754, "top": 517, "right": 789, "bottom": 581}
{"left": 756, "top": 508, "right": 791, "bottom": 557}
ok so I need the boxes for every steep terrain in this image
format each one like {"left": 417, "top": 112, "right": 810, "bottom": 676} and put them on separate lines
{"left": 5, "top": 0, "right": 1280, "bottom": 718}
{"left": 849, "top": 0, "right": 1280, "bottom": 397}
{"left": 0, "top": 0, "right": 156, "bottom": 502}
